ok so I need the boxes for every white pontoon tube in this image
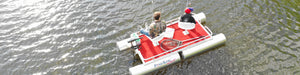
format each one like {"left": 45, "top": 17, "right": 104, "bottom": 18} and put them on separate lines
{"left": 129, "top": 33, "right": 226, "bottom": 75}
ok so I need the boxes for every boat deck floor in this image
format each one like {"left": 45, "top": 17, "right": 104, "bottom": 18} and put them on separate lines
{"left": 138, "top": 22, "right": 210, "bottom": 63}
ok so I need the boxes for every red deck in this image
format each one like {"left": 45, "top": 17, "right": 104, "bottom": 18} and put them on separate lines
{"left": 138, "top": 22, "right": 210, "bottom": 62}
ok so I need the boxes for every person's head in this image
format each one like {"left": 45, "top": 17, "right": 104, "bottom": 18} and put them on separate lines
{"left": 153, "top": 12, "right": 161, "bottom": 20}
{"left": 185, "top": 8, "right": 193, "bottom": 14}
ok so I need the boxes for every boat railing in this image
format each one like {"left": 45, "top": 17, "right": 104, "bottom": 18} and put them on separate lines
{"left": 204, "top": 26, "right": 213, "bottom": 35}
{"left": 166, "top": 18, "right": 179, "bottom": 26}
{"left": 142, "top": 16, "right": 213, "bottom": 62}
{"left": 143, "top": 35, "right": 212, "bottom": 61}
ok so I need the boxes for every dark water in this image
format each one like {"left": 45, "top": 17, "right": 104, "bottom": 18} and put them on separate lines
{"left": 0, "top": 0, "right": 299, "bottom": 74}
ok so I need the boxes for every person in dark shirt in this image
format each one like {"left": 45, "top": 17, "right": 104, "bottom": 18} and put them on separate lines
{"left": 180, "top": 8, "right": 196, "bottom": 24}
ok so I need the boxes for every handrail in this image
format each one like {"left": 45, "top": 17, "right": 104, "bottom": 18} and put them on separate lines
{"left": 166, "top": 18, "right": 179, "bottom": 24}
{"left": 166, "top": 18, "right": 179, "bottom": 26}
{"left": 204, "top": 26, "right": 213, "bottom": 35}
{"left": 142, "top": 16, "right": 212, "bottom": 61}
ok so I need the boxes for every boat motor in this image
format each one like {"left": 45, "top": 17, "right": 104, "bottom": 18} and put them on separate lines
{"left": 128, "top": 37, "right": 142, "bottom": 49}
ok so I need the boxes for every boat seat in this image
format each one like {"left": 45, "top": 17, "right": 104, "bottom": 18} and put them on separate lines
{"left": 178, "top": 22, "right": 195, "bottom": 35}
{"left": 146, "top": 28, "right": 175, "bottom": 46}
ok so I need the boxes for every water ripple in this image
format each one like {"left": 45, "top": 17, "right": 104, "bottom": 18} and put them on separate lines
{"left": 0, "top": 0, "right": 299, "bottom": 74}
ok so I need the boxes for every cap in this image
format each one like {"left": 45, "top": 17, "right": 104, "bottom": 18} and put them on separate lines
{"left": 185, "top": 8, "right": 191, "bottom": 14}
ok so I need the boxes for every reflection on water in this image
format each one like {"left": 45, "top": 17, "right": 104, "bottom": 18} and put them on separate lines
{"left": 0, "top": 0, "right": 299, "bottom": 74}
